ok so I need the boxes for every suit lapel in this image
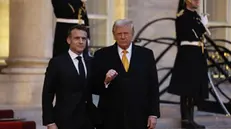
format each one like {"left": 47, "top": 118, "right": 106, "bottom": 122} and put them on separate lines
{"left": 112, "top": 43, "right": 138, "bottom": 74}
{"left": 83, "top": 54, "right": 91, "bottom": 79}
{"left": 65, "top": 53, "right": 79, "bottom": 77}
{"left": 127, "top": 44, "right": 138, "bottom": 74}
{"left": 111, "top": 43, "right": 127, "bottom": 74}
{"left": 66, "top": 52, "right": 91, "bottom": 79}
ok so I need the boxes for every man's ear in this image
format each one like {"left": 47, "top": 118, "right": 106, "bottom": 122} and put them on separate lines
{"left": 67, "top": 36, "right": 71, "bottom": 45}
{"left": 113, "top": 33, "right": 116, "bottom": 40}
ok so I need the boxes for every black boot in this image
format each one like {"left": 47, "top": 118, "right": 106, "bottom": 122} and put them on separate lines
{"left": 188, "top": 98, "right": 206, "bottom": 129}
{"left": 180, "top": 97, "right": 196, "bottom": 129}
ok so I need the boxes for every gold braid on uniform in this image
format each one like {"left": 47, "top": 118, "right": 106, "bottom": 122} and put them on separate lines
{"left": 77, "top": 8, "right": 84, "bottom": 25}
{"left": 176, "top": 9, "right": 184, "bottom": 17}
{"left": 77, "top": 0, "right": 87, "bottom": 25}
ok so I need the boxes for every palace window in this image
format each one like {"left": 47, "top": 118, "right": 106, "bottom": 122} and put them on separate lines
{"left": 200, "top": 0, "right": 231, "bottom": 48}
{"left": 87, "top": 0, "right": 126, "bottom": 47}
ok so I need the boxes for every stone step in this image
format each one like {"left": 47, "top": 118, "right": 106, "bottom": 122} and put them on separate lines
{"left": 1, "top": 104, "right": 230, "bottom": 129}
{"left": 0, "top": 106, "right": 43, "bottom": 129}
{"left": 156, "top": 115, "right": 231, "bottom": 129}
{"left": 157, "top": 104, "right": 231, "bottom": 129}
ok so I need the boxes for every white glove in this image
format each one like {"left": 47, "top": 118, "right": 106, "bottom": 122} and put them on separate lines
{"left": 200, "top": 14, "right": 211, "bottom": 35}
{"left": 200, "top": 14, "right": 209, "bottom": 26}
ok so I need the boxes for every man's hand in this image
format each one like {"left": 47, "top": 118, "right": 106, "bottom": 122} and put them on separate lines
{"left": 147, "top": 116, "right": 157, "bottom": 129}
{"left": 47, "top": 123, "right": 58, "bottom": 129}
{"left": 104, "top": 69, "right": 118, "bottom": 85}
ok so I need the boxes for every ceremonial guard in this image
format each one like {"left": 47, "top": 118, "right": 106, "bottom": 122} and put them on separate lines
{"left": 51, "top": 0, "right": 90, "bottom": 57}
{"left": 168, "top": 0, "right": 210, "bottom": 128}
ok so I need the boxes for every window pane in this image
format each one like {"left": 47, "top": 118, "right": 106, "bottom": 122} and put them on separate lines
{"left": 86, "top": 0, "right": 107, "bottom": 15}
{"left": 206, "top": 0, "right": 227, "bottom": 22}
{"left": 89, "top": 19, "right": 107, "bottom": 46}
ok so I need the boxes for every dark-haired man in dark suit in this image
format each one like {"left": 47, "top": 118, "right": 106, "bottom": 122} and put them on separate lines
{"left": 42, "top": 25, "right": 95, "bottom": 129}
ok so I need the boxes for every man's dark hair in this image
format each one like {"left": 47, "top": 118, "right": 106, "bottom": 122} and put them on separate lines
{"left": 67, "top": 24, "right": 88, "bottom": 37}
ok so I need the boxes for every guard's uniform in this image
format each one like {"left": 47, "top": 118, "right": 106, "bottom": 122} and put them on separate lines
{"left": 51, "top": 0, "right": 90, "bottom": 57}
{"left": 168, "top": 8, "right": 209, "bottom": 99}
{"left": 168, "top": 7, "right": 209, "bottom": 129}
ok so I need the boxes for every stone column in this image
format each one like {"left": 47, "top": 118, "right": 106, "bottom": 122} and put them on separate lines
{"left": 1, "top": 0, "right": 53, "bottom": 74}
{"left": 0, "top": 0, "right": 53, "bottom": 106}
{"left": 0, "top": 0, "right": 9, "bottom": 66}
{"left": 0, "top": 1, "right": 53, "bottom": 128}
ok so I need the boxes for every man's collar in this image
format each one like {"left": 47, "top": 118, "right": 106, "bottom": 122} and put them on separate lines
{"left": 117, "top": 43, "right": 132, "bottom": 54}
{"left": 68, "top": 49, "right": 83, "bottom": 60}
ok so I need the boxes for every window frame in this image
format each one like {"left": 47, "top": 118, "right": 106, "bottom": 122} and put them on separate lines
{"left": 200, "top": 0, "right": 231, "bottom": 48}
{"left": 87, "top": 0, "right": 126, "bottom": 47}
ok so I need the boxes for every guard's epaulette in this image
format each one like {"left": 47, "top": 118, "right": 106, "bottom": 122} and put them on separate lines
{"left": 176, "top": 9, "right": 184, "bottom": 17}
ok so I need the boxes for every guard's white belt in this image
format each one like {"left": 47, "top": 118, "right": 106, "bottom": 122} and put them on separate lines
{"left": 180, "top": 41, "right": 202, "bottom": 46}
{"left": 56, "top": 18, "right": 85, "bottom": 24}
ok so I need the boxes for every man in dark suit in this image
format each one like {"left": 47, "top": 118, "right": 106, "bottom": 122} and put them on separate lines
{"left": 42, "top": 25, "right": 93, "bottom": 129}
{"left": 91, "top": 19, "right": 160, "bottom": 129}
{"left": 51, "top": 0, "right": 90, "bottom": 57}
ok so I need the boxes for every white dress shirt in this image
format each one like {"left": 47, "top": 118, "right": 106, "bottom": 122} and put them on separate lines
{"left": 117, "top": 43, "right": 132, "bottom": 63}
{"left": 68, "top": 49, "right": 87, "bottom": 77}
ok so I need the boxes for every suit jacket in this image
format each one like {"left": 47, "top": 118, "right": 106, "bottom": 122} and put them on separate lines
{"left": 42, "top": 53, "right": 94, "bottom": 129}
{"left": 91, "top": 43, "right": 160, "bottom": 129}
